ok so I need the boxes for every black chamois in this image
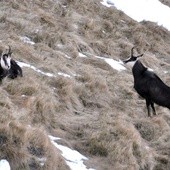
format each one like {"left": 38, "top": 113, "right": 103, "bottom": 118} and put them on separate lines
{"left": 0, "top": 46, "right": 23, "bottom": 80}
{"left": 0, "top": 46, "right": 12, "bottom": 81}
{"left": 6, "top": 46, "right": 22, "bottom": 79}
{"left": 8, "top": 59, "right": 23, "bottom": 79}
{"left": 123, "top": 47, "right": 170, "bottom": 117}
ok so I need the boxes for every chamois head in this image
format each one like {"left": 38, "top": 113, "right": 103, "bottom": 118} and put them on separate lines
{"left": 1, "top": 46, "right": 12, "bottom": 70}
{"left": 123, "top": 46, "right": 143, "bottom": 64}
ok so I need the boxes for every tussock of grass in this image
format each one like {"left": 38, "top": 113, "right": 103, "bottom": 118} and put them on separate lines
{"left": 3, "top": 76, "right": 39, "bottom": 96}
{"left": 86, "top": 137, "right": 108, "bottom": 156}
{"left": 0, "top": 122, "right": 69, "bottom": 169}
{"left": 0, "top": 122, "right": 28, "bottom": 169}
{"left": 28, "top": 94, "right": 59, "bottom": 127}
{"left": 134, "top": 120, "right": 155, "bottom": 141}
{"left": 107, "top": 121, "right": 156, "bottom": 170}
{"left": 76, "top": 74, "right": 112, "bottom": 110}
{"left": 27, "top": 127, "right": 69, "bottom": 170}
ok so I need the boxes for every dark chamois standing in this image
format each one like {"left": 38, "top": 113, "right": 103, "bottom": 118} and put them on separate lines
{"left": 123, "top": 47, "right": 170, "bottom": 117}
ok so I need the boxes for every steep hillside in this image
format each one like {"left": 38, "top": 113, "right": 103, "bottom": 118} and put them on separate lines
{"left": 0, "top": 0, "right": 170, "bottom": 169}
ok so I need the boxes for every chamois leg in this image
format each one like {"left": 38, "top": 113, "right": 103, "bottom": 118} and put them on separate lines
{"left": 151, "top": 102, "right": 156, "bottom": 116}
{"left": 146, "top": 99, "right": 151, "bottom": 117}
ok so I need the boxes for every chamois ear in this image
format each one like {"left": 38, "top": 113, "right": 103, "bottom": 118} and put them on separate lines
{"left": 131, "top": 46, "right": 136, "bottom": 57}
{"left": 131, "top": 46, "right": 143, "bottom": 57}
{"left": 137, "top": 54, "right": 143, "bottom": 58}
{"left": 2, "top": 46, "right": 12, "bottom": 57}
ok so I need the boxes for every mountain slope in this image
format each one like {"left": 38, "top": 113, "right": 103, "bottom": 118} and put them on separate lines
{"left": 0, "top": 0, "right": 170, "bottom": 169}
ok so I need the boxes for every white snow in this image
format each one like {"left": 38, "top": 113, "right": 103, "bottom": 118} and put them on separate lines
{"left": 101, "top": 0, "right": 114, "bottom": 7}
{"left": 17, "top": 61, "right": 72, "bottom": 78}
{"left": 20, "top": 36, "right": 35, "bottom": 45}
{"left": 49, "top": 135, "right": 61, "bottom": 141}
{"left": 18, "top": 61, "right": 55, "bottom": 77}
{"left": 64, "top": 54, "right": 71, "bottom": 59}
{"left": 49, "top": 135, "right": 95, "bottom": 170}
{"left": 0, "top": 160, "right": 10, "bottom": 170}
{"left": 101, "top": 0, "right": 170, "bottom": 31}
{"left": 79, "top": 53, "right": 87, "bottom": 58}
{"left": 79, "top": 52, "right": 126, "bottom": 71}
{"left": 99, "top": 57, "right": 126, "bottom": 71}
{"left": 58, "top": 72, "right": 71, "bottom": 78}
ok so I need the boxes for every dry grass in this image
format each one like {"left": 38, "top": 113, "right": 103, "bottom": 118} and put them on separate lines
{"left": 0, "top": 122, "right": 69, "bottom": 170}
{"left": 0, "top": 0, "right": 169, "bottom": 169}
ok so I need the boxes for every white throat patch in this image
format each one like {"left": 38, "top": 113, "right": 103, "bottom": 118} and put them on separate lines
{"left": 126, "top": 60, "right": 136, "bottom": 68}
{"left": 1, "top": 55, "right": 11, "bottom": 70}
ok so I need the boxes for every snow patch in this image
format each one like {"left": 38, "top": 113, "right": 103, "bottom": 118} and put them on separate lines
{"left": 79, "top": 53, "right": 126, "bottom": 71}
{"left": 79, "top": 53, "right": 87, "bottom": 58}
{"left": 17, "top": 61, "right": 72, "bottom": 78}
{"left": 58, "top": 72, "right": 71, "bottom": 78}
{"left": 49, "top": 135, "right": 95, "bottom": 170}
{"left": 94, "top": 55, "right": 126, "bottom": 71}
{"left": 104, "top": 58, "right": 126, "bottom": 71}
{"left": 101, "top": 0, "right": 170, "bottom": 31}
{"left": 18, "top": 61, "right": 55, "bottom": 77}
{"left": 101, "top": 0, "right": 114, "bottom": 7}
{"left": 64, "top": 54, "right": 71, "bottom": 59}
{"left": 20, "top": 36, "right": 35, "bottom": 45}
{"left": 0, "top": 160, "right": 10, "bottom": 170}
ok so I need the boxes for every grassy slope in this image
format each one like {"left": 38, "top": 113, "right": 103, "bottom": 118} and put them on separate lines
{"left": 0, "top": 0, "right": 170, "bottom": 169}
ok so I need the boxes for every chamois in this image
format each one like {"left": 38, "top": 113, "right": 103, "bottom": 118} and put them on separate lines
{"left": 0, "top": 46, "right": 23, "bottom": 80}
{"left": 123, "top": 47, "right": 170, "bottom": 117}
{"left": 8, "top": 59, "right": 23, "bottom": 79}
{"left": 7, "top": 46, "right": 23, "bottom": 79}
{"left": 0, "top": 46, "right": 12, "bottom": 80}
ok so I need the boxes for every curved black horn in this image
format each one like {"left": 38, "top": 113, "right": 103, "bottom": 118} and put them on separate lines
{"left": 131, "top": 46, "right": 136, "bottom": 57}
{"left": 131, "top": 46, "right": 143, "bottom": 58}
{"left": 8, "top": 45, "right": 12, "bottom": 55}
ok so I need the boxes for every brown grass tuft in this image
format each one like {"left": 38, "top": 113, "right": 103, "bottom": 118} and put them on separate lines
{"left": 0, "top": 122, "right": 29, "bottom": 169}
{"left": 0, "top": 122, "right": 69, "bottom": 169}
{"left": 27, "top": 127, "right": 69, "bottom": 170}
